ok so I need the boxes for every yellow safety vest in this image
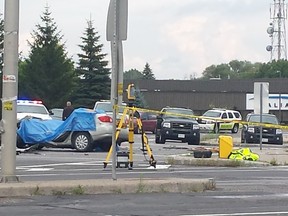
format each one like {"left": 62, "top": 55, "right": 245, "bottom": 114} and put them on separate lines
{"left": 228, "top": 148, "right": 259, "bottom": 161}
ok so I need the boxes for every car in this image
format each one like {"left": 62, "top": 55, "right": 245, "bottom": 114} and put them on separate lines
{"left": 134, "top": 111, "right": 157, "bottom": 134}
{"left": 17, "top": 108, "right": 115, "bottom": 152}
{"left": 241, "top": 113, "right": 283, "bottom": 145}
{"left": 17, "top": 100, "right": 52, "bottom": 123}
{"left": 93, "top": 100, "right": 129, "bottom": 143}
{"left": 49, "top": 108, "right": 63, "bottom": 120}
{"left": 197, "top": 108, "right": 242, "bottom": 133}
{"left": 155, "top": 107, "right": 200, "bottom": 145}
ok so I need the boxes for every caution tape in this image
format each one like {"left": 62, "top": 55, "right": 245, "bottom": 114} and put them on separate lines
{"left": 114, "top": 105, "right": 288, "bottom": 130}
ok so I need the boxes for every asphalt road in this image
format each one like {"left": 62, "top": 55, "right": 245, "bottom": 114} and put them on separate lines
{"left": 1, "top": 132, "right": 288, "bottom": 215}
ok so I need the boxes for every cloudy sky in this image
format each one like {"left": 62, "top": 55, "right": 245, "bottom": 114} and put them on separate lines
{"left": 0, "top": 0, "right": 275, "bottom": 79}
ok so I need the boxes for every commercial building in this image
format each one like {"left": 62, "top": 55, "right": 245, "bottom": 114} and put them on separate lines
{"left": 124, "top": 78, "right": 288, "bottom": 123}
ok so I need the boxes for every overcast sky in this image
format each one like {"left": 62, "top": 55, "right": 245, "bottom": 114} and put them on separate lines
{"left": 0, "top": 0, "right": 275, "bottom": 79}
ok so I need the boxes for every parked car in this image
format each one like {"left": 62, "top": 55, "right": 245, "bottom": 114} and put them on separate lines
{"left": 49, "top": 108, "right": 63, "bottom": 120}
{"left": 197, "top": 108, "right": 242, "bottom": 133}
{"left": 93, "top": 100, "right": 129, "bottom": 143}
{"left": 134, "top": 111, "right": 157, "bottom": 134}
{"left": 241, "top": 113, "right": 283, "bottom": 145}
{"left": 155, "top": 107, "right": 200, "bottom": 145}
{"left": 17, "top": 100, "right": 52, "bottom": 123}
{"left": 17, "top": 108, "right": 114, "bottom": 152}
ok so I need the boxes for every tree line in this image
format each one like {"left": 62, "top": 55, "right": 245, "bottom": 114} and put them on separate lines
{"left": 0, "top": 8, "right": 287, "bottom": 110}
{"left": 0, "top": 8, "right": 155, "bottom": 110}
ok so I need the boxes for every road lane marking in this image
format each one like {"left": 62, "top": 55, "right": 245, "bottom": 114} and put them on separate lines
{"left": 181, "top": 211, "right": 288, "bottom": 216}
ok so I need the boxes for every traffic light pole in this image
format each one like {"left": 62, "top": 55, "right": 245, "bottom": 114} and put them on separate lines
{"left": 1, "top": 0, "right": 20, "bottom": 183}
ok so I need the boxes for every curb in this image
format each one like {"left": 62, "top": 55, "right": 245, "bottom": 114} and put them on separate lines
{"left": 166, "top": 154, "right": 271, "bottom": 167}
{"left": 0, "top": 178, "right": 216, "bottom": 197}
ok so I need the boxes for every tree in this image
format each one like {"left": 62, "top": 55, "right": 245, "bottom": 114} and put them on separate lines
{"left": 18, "top": 7, "right": 75, "bottom": 109}
{"left": 256, "top": 59, "right": 288, "bottom": 78}
{"left": 142, "top": 63, "right": 155, "bottom": 80}
{"left": 124, "top": 69, "right": 143, "bottom": 80}
{"left": 134, "top": 87, "right": 148, "bottom": 108}
{"left": 73, "top": 19, "right": 110, "bottom": 108}
{"left": 201, "top": 60, "right": 261, "bottom": 80}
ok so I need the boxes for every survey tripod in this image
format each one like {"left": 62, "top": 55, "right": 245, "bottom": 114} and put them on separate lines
{"left": 103, "top": 84, "right": 157, "bottom": 170}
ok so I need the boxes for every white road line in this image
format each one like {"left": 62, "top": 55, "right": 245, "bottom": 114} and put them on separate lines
{"left": 181, "top": 211, "right": 288, "bottom": 216}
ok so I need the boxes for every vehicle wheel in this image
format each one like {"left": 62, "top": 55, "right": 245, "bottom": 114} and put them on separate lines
{"left": 16, "top": 135, "right": 27, "bottom": 149}
{"left": 213, "top": 123, "right": 220, "bottom": 133}
{"left": 72, "top": 132, "right": 93, "bottom": 152}
{"left": 155, "top": 134, "right": 165, "bottom": 144}
{"left": 231, "top": 124, "right": 239, "bottom": 133}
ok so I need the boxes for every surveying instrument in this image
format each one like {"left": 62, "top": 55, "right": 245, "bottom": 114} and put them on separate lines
{"left": 103, "top": 84, "right": 157, "bottom": 170}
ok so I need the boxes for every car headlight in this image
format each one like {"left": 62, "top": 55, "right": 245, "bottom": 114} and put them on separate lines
{"left": 163, "top": 122, "right": 171, "bottom": 128}
{"left": 276, "top": 129, "right": 282, "bottom": 134}
{"left": 193, "top": 124, "right": 200, "bottom": 130}
{"left": 247, "top": 127, "right": 255, "bottom": 133}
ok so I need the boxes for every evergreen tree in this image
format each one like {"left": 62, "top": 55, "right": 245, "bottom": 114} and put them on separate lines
{"left": 73, "top": 19, "right": 110, "bottom": 108}
{"left": 124, "top": 69, "right": 143, "bottom": 80}
{"left": 18, "top": 7, "right": 75, "bottom": 109}
{"left": 134, "top": 87, "right": 148, "bottom": 108}
{"left": 142, "top": 63, "right": 155, "bottom": 80}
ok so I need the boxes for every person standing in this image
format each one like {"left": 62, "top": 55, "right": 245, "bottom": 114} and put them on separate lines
{"left": 62, "top": 101, "right": 74, "bottom": 120}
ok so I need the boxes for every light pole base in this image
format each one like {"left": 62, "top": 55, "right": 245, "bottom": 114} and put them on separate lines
{"left": 1, "top": 175, "right": 20, "bottom": 183}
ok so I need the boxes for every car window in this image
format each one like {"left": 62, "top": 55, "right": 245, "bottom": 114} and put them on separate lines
{"left": 203, "top": 110, "right": 221, "bottom": 118}
{"left": 233, "top": 112, "right": 240, "bottom": 118}
{"left": 17, "top": 104, "right": 49, "bottom": 115}
{"left": 248, "top": 115, "right": 279, "bottom": 125}
{"left": 95, "top": 103, "right": 126, "bottom": 113}
{"left": 227, "top": 112, "right": 233, "bottom": 118}
{"left": 163, "top": 108, "right": 194, "bottom": 119}
{"left": 222, "top": 113, "right": 227, "bottom": 119}
{"left": 148, "top": 114, "right": 157, "bottom": 120}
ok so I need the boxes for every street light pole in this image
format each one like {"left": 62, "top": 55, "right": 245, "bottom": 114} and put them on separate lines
{"left": 1, "top": 0, "right": 20, "bottom": 183}
{"left": 277, "top": 70, "right": 282, "bottom": 123}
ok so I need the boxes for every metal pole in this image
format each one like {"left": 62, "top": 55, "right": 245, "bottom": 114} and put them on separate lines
{"left": 260, "top": 83, "right": 263, "bottom": 150}
{"left": 110, "top": 0, "right": 120, "bottom": 180}
{"left": 279, "top": 71, "right": 282, "bottom": 123}
{"left": 1, "top": 0, "right": 19, "bottom": 183}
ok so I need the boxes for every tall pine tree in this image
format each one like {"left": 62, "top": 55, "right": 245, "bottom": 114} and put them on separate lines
{"left": 142, "top": 62, "right": 155, "bottom": 80}
{"left": 73, "top": 19, "right": 110, "bottom": 108}
{"left": 18, "top": 7, "right": 75, "bottom": 109}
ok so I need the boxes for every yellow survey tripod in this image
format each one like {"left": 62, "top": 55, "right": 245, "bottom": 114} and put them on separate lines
{"left": 103, "top": 84, "right": 157, "bottom": 170}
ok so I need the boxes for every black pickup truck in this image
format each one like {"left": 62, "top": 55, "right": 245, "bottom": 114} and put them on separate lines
{"left": 155, "top": 107, "right": 200, "bottom": 145}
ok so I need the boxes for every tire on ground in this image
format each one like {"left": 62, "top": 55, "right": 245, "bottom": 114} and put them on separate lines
{"left": 72, "top": 132, "right": 93, "bottom": 152}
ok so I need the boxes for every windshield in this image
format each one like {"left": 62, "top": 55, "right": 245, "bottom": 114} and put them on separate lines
{"left": 95, "top": 103, "right": 125, "bottom": 113}
{"left": 163, "top": 108, "right": 195, "bottom": 119}
{"left": 248, "top": 115, "right": 279, "bottom": 125}
{"left": 202, "top": 110, "right": 221, "bottom": 118}
{"left": 17, "top": 104, "right": 49, "bottom": 115}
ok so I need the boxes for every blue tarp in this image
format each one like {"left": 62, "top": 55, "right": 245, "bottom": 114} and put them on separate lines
{"left": 17, "top": 108, "right": 103, "bottom": 144}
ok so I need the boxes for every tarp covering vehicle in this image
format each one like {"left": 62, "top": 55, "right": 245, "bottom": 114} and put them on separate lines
{"left": 17, "top": 108, "right": 100, "bottom": 144}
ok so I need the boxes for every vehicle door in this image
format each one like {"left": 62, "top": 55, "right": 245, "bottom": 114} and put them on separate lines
{"left": 219, "top": 112, "right": 232, "bottom": 130}
{"left": 142, "top": 113, "right": 157, "bottom": 132}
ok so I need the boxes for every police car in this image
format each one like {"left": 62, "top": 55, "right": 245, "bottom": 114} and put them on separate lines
{"left": 197, "top": 108, "right": 242, "bottom": 133}
{"left": 17, "top": 100, "right": 52, "bottom": 122}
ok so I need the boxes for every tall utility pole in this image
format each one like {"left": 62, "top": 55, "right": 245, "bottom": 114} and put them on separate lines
{"left": 266, "top": 0, "right": 287, "bottom": 61}
{"left": 1, "top": 0, "right": 20, "bottom": 183}
{"left": 106, "top": 0, "right": 128, "bottom": 180}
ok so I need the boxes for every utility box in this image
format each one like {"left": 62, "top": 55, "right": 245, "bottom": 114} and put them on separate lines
{"left": 219, "top": 136, "right": 233, "bottom": 159}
